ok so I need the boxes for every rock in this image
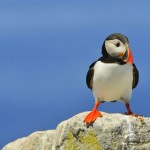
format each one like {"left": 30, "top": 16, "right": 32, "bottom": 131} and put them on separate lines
{"left": 3, "top": 112, "right": 150, "bottom": 150}
{"left": 3, "top": 130, "right": 55, "bottom": 150}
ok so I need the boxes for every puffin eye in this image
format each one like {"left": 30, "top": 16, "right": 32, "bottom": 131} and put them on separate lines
{"left": 115, "top": 42, "right": 120, "bottom": 47}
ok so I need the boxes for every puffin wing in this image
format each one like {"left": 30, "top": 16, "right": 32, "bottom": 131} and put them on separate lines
{"left": 132, "top": 63, "right": 139, "bottom": 89}
{"left": 86, "top": 61, "right": 97, "bottom": 90}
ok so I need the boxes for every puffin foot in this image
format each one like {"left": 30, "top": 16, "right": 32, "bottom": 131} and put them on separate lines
{"left": 124, "top": 103, "right": 143, "bottom": 117}
{"left": 124, "top": 112, "right": 138, "bottom": 117}
{"left": 84, "top": 110, "right": 102, "bottom": 124}
{"left": 84, "top": 101, "right": 102, "bottom": 125}
{"left": 124, "top": 112, "right": 144, "bottom": 117}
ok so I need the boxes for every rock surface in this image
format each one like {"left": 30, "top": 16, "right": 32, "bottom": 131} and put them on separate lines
{"left": 3, "top": 112, "right": 150, "bottom": 150}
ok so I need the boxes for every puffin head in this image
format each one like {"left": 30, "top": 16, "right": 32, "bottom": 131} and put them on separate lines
{"left": 102, "top": 33, "right": 133, "bottom": 64}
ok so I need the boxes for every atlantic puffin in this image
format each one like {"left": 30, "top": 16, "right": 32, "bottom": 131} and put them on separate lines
{"left": 84, "top": 33, "right": 139, "bottom": 124}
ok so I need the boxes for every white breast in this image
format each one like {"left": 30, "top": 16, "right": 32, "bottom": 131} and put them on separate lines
{"left": 92, "top": 61, "right": 133, "bottom": 103}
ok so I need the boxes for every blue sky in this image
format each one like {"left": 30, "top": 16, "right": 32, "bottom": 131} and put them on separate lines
{"left": 0, "top": 0, "right": 150, "bottom": 148}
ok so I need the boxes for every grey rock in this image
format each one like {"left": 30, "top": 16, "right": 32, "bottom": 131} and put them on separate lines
{"left": 3, "top": 112, "right": 150, "bottom": 150}
{"left": 3, "top": 130, "right": 55, "bottom": 150}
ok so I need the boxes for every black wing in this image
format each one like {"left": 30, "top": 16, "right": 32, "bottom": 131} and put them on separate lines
{"left": 132, "top": 63, "right": 139, "bottom": 89}
{"left": 86, "top": 61, "right": 97, "bottom": 90}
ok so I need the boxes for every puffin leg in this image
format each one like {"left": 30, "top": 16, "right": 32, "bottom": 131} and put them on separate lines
{"left": 125, "top": 103, "right": 138, "bottom": 117}
{"left": 84, "top": 101, "right": 102, "bottom": 124}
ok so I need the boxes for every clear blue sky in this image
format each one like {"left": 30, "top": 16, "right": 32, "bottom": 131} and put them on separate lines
{"left": 0, "top": 0, "right": 150, "bottom": 148}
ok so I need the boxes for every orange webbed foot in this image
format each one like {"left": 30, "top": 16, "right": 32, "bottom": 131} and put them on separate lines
{"left": 84, "top": 110, "right": 102, "bottom": 124}
{"left": 84, "top": 101, "right": 102, "bottom": 124}
{"left": 125, "top": 103, "right": 143, "bottom": 117}
{"left": 124, "top": 112, "right": 138, "bottom": 117}
{"left": 124, "top": 112, "right": 143, "bottom": 118}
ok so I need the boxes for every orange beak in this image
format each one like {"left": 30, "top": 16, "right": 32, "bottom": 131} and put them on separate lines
{"left": 126, "top": 48, "right": 134, "bottom": 64}
{"left": 119, "top": 52, "right": 124, "bottom": 57}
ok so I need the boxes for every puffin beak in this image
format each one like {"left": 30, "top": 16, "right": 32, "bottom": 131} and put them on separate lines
{"left": 119, "top": 52, "right": 124, "bottom": 57}
{"left": 127, "top": 48, "right": 134, "bottom": 64}
{"left": 123, "top": 46, "right": 134, "bottom": 64}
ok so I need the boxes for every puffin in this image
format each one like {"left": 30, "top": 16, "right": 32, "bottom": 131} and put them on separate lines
{"left": 84, "top": 33, "right": 139, "bottom": 124}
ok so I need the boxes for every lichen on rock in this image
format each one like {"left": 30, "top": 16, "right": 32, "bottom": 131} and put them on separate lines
{"left": 67, "top": 130, "right": 102, "bottom": 150}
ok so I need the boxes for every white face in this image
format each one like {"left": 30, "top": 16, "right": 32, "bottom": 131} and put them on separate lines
{"left": 105, "top": 39, "right": 127, "bottom": 59}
